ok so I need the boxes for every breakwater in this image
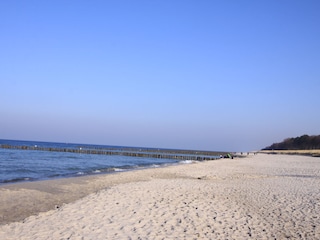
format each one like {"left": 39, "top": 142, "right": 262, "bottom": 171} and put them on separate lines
{"left": 0, "top": 144, "right": 227, "bottom": 161}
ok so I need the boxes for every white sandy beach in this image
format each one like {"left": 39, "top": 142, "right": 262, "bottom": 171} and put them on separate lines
{"left": 0, "top": 154, "right": 320, "bottom": 239}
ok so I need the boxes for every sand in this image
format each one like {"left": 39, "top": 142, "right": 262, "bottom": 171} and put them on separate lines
{"left": 260, "top": 149, "right": 320, "bottom": 157}
{"left": 0, "top": 154, "right": 320, "bottom": 239}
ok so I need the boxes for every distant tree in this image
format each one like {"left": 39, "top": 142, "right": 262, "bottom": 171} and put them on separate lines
{"left": 262, "top": 134, "right": 320, "bottom": 150}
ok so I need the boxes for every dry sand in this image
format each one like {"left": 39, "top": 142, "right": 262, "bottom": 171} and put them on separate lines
{"left": 260, "top": 149, "right": 320, "bottom": 157}
{"left": 0, "top": 154, "right": 320, "bottom": 239}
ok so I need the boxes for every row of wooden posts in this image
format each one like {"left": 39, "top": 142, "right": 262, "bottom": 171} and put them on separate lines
{"left": 0, "top": 144, "right": 227, "bottom": 161}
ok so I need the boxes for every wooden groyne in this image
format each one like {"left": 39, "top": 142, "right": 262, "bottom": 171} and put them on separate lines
{"left": 0, "top": 144, "right": 228, "bottom": 161}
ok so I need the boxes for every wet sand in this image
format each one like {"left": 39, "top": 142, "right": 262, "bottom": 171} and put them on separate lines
{"left": 1, "top": 154, "right": 320, "bottom": 239}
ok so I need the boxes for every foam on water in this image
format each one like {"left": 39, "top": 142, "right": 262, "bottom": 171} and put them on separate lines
{"left": 180, "top": 160, "right": 195, "bottom": 164}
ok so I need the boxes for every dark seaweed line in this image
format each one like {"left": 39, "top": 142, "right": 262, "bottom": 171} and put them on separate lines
{"left": 0, "top": 145, "right": 226, "bottom": 161}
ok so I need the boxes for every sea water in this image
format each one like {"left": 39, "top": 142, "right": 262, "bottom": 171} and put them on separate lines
{"left": 0, "top": 139, "right": 182, "bottom": 184}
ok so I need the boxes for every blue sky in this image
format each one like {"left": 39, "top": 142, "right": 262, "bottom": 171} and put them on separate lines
{"left": 1, "top": 1, "right": 319, "bottom": 151}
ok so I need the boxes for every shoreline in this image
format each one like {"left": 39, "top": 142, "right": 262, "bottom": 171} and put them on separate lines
{"left": 0, "top": 141, "right": 227, "bottom": 185}
{"left": 1, "top": 154, "right": 320, "bottom": 239}
{"left": 0, "top": 160, "right": 180, "bottom": 186}
{"left": 0, "top": 162, "right": 186, "bottom": 225}
{"left": 0, "top": 158, "right": 212, "bottom": 225}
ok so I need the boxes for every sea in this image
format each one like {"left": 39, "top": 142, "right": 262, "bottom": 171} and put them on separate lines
{"left": 0, "top": 139, "right": 211, "bottom": 185}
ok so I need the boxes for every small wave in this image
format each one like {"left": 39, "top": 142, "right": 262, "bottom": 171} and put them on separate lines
{"left": 151, "top": 164, "right": 161, "bottom": 168}
{"left": 113, "top": 168, "right": 125, "bottom": 172}
{"left": 67, "top": 167, "right": 81, "bottom": 171}
{"left": 91, "top": 167, "right": 126, "bottom": 173}
{"left": 180, "top": 160, "right": 195, "bottom": 164}
{"left": 48, "top": 173, "right": 62, "bottom": 178}
{"left": 1, "top": 177, "right": 35, "bottom": 184}
{"left": 76, "top": 172, "right": 84, "bottom": 175}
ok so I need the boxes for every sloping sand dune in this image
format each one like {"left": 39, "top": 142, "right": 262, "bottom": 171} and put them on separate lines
{"left": 1, "top": 154, "right": 320, "bottom": 239}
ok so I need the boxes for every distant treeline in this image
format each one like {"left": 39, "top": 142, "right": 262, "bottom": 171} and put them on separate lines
{"left": 263, "top": 135, "right": 320, "bottom": 150}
